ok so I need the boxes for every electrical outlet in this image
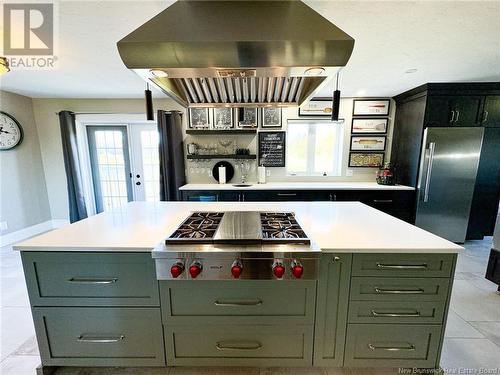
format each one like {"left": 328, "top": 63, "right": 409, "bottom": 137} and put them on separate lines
{"left": 346, "top": 169, "right": 353, "bottom": 177}
{"left": 266, "top": 169, "right": 271, "bottom": 177}
{"left": 0, "top": 221, "right": 8, "bottom": 231}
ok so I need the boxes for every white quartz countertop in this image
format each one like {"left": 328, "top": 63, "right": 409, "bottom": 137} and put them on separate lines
{"left": 179, "top": 182, "right": 415, "bottom": 191}
{"left": 14, "top": 201, "right": 462, "bottom": 253}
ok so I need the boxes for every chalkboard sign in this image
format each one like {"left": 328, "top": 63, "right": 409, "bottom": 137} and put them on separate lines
{"left": 258, "top": 131, "right": 286, "bottom": 167}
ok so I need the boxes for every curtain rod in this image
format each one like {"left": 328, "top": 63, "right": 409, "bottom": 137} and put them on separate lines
{"left": 55, "top": 110, "right": 183, "bottom": 115}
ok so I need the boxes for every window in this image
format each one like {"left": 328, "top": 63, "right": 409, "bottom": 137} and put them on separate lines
{"left": 286, "top": 120, "right": 343, "bottom": 176}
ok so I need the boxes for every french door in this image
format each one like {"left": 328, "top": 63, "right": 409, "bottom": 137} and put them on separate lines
{"left": 86, "top": 124, "right": 160, "bottom": 213}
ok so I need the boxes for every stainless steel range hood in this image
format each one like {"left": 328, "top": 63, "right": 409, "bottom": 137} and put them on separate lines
{"left": 117, "top": 1, "right": 354, "bottom": 108}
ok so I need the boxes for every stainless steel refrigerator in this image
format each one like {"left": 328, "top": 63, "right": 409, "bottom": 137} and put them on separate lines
{"left": 415, "top": 127, "right": 484, "bottom": 243}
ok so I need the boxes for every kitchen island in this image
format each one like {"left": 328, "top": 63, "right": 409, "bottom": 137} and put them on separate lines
{"left": 15, "top": 201, "right": 461, "bottom": 372}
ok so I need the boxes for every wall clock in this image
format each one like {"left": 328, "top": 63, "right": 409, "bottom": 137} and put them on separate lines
{"left": 0, "top": 111, "right": 23, "bottom": 150}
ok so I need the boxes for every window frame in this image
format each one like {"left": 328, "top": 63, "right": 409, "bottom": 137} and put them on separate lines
{"left": 286, "top": 119, "right": 343, "bottom": 177}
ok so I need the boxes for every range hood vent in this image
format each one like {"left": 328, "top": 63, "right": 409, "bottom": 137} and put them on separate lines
{"left": 117, "top": 1, "right": 354, "bottom": 108}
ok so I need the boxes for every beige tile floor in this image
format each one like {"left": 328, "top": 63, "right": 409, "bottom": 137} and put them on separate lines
{"left": 1, "top": 238, "right": 499, "bottom": 375}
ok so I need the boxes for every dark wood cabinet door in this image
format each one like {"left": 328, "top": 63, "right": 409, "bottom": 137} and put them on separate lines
{"left": 482, "top": 96, "right": 500, "bottom": 127}
{"left": 425, "top": 96, "right": 483, "bottom": 127}
{"left": 450, "top": 96, "right": 483, "bottom": 126}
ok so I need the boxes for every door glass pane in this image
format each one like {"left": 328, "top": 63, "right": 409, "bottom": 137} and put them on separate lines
{"left": 140, "top": 130, "right": 160, "bottom": 202}
{"left": 91, "top": 129, "right": 130, "bottom": 211}
{"left": 314, "top": 123, "right": 336, "bottom": 174}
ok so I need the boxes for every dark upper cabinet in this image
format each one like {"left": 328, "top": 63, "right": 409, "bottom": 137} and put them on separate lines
{"left": 482, "top": 96, "right": 500, "bottom": 127}
{"left": 426, "top": 96, "right": 483, "bottom": 127}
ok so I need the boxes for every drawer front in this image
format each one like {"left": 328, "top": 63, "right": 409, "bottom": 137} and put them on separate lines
{"left": 344, "top": 324, "right": 441, "bottom": 367}
{"left": 161, "top": 280, "right": 315, "bottom": 324}
{"left": 348, "top": 300, "right": 446, "bottom": 324}
{"left": 350, "top": 277, "right": 450, "bottom": 302}
{"left": 33, "top": 307, "right": 165, "bottom": 366}
{"left": 352, "top": 253, "right": 455, "bottom": 277}
{"left": 22, "top": 252, "right": 159, "bottom": 306}
{"left": 165, "top": 325, "right": 313, "bottom": 366}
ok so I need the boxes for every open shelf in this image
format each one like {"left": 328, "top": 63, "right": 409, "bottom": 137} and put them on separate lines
{"left": 186, "top": 154, "right": 257, "bottom": 160}
{"left": 186, "top": 129, "right": 257, "bottom": 135}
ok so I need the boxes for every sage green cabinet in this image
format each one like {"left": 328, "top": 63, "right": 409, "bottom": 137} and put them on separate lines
{"left": 352, "top": 253, "right": 454, "bottom": 278}
{"left": 165, "top": 324, "right": 313, "bottom": 367}
{"left": 22, "top": 252, "right": 159, "bottom": 306}
{"left": 33, "top": 307, "right": 165, "bottom": 367}
{"left": 313, "top": 253, "right": 352, "bottom": 367}
{"left": 160, "top": 280, "right": 316, "bottom": 325}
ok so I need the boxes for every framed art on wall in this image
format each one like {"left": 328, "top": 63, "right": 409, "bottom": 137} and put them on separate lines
{"left": 261, "top": 107, "right": 282, "bottom": 128}
{"left": 189, "top": 108, "right": 211, "bottom": 128}
{"left": 353, "top": 99, "right": 390, "bottom": 116}
{"left": 350, "top": 135, "right": 386, "bottom": 151}
{"left": 213, "top": 107, "right": 234, "bottom": 129}
{"left": 258, "top": 131, "right": 286, "bottom": 167}
{"left": 348, "top": 152, "right": 385, "bottom": 168}
{"left": 298, "top": 98, "right": 333, "bottom": 117}
{"left": 237, "top": 108, "right": 258, "bottom": 128}
{"left": 351, "top": 118, "right": 388, "bottom": 134}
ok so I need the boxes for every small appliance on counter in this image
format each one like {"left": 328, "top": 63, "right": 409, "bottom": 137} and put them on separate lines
{"left": 376, "top": 162, "right": 395, "bottom": 185}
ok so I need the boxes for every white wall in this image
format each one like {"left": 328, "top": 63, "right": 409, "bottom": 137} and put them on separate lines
{"left": 185, "top": 98, "right": 395, "bottom": 183}
{"left": 0, "top": 91, "right": 51, "bottom": 234}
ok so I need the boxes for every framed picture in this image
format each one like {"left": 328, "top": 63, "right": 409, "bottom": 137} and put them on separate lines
{"left": 353, "top": 99, "right": 390, "bottom": 116}
{"left": 298, "top": 98, "right": 333, "bottom": 117}
{"left": 261, "top": 107, "right": 282, "bottom": 128}
{"left": 258, "top": 131, "right": 286, "bottom": 167}
{"left": 189, "top": 108, "right": 210, "bottom": 128}
{"left": 351, "top": 118, "right": 388, "bottom": 134}
{"left": 213, "top": 107, "right": 234, "bottom": 129}
{"left": 350, "top": 136, "right": 386, "bottom": 151}
{"left": 237, "top": 108, "right": 258, "bottom": 128}
{"left": 348, "top": 152, "right": 385, "bottom": 168}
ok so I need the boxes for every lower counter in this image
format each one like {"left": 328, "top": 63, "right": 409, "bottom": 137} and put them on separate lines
{"left": 21, "top": 251, "right": 456, "bottom": 370}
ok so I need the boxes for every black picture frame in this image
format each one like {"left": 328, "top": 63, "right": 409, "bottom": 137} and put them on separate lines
{"left": 237, "top": 108, "right": 258, "bottom": 128}
{"left": 298, "top": 97, "right": 333, "bottom": 117}
{"left": 258, "top": 131, "right": 286, "bottom": 167}
{"left": 188, "top": 107, "right": 211, "bottom": 128}
{"left": 213, "top": 107, "right": 234, "bottom": 129}
{"left": 352, "top": 99, "right": 390, "bottom": 116}
{"left": 350, "top": 135, "right": 386, "bottom": 152}
{"left": 348, "top": 152, "right": 385, "bottom": 168}
{"left": 261, "top": 107, "right": 282, "bottom": 128}
{"left": 351, "top": 118, "right": 388, "bottom": 134}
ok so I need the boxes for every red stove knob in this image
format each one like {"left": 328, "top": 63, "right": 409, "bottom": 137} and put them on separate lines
{"left": 272, "top": 261, "right": 285, "bottom": 279}
{"left": 170, "top": 262, "right": 184, "bottom": 278}
{"left": 231, "top": 260, "right": 243, "bottom": 279}
{"left": 291, "top": 260, "right": 304, "bottom": 279}
{"left": 189, "top": 261, "right": 202, "bottom": 278}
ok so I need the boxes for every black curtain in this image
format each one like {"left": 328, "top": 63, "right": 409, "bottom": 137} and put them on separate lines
{"left": 58, "top": 111, "right": 88, "bottom": 223}
{"left": 158, "top": 110, "right": 186, "bottom": 201}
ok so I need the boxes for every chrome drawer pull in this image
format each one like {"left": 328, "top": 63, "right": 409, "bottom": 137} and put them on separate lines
{"left": 374, "top": 287, "right": 425, "bottom": 294}
{"left": 277, "top": 193, "right": 297, "bottom": 196}
{"left": 372, "top": 199, "right": 393, "bottom": 203}
{"left": 371, "top": 310, "right": 421, "bottom": 317}
{"left": 68, "top": 277, "right": 118, "bottom": 284}
{"left": 216, "top": 341, "right": 262, "bottom": 351}
{"left": 214, "top": 299, "right": 263, "bottom": 307}
{"left": 77, "top": 335, "right": 124, "bottom": 343}
{"left": 376, "top": 263, "right": 428, "bottom": 270}
{"left": 368, "top": 343, "right": 415, "bottom": 351}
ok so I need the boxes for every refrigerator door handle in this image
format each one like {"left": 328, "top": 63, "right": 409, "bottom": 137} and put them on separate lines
{"left": 423, "top": 142, "right": 436, "bottom": 203}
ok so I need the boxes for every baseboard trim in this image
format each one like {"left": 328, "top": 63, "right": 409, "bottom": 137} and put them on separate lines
{"left": 0, "top": 219, "right": 70, "bottom": 247}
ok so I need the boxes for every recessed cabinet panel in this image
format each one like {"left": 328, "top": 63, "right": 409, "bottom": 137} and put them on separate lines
{"left": 483, "top": 96, "right": 500, "bottom": 127}
{"left": 344, "top": 324, "right": 441, "bottom": 367}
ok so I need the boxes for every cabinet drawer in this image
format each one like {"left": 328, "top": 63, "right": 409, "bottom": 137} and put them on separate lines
{"left": 22, "top": 252, "right": 159, "bottom": 306}
{"left": 344, "top": 324, "right": 441, "bottom": 367}
{"left": 165, "top": 324, "right": 313, "bottom": 366}
{"left": 350, "top": 277, "right": 450, "bottom": 301}
{"left": 352, "top": 253, "right": 455, "bottom": 277}
{"left": 33, "top": 307, "right": 165, "bottom": 366}
{"left": 161, "top": 280, "right": 315, "bottom": 324}
{"left": 348, "top": 300, "right": 446, "bottom": 324}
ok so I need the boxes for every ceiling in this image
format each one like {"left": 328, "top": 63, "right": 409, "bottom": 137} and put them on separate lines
{"left": 1, "top": 1, "right": 499, "bottom": 99}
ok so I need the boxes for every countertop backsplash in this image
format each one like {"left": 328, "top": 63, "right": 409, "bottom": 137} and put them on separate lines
{"left": 183, "top": 98, "right": 395, "bottom": 185}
